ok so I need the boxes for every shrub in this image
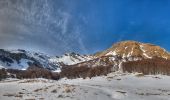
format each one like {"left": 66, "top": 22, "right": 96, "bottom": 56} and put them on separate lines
{"left": 6, "top": 66, "right": 60, "bottom": 80}
{"left": 122, "top": 57, "right": 170, "bottom": 75}
{"left": 17, "top": 66, "right": 52, "bottom": 79}
{"left": 60, "top": 65, "right": 112, "bottom": 79}
{"left": 0, "top": 68, "right": 7, "bottom": 80}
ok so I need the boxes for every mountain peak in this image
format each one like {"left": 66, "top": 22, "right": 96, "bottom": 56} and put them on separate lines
{"left": 95, "top": 41, "right": 170, "bottom": 59}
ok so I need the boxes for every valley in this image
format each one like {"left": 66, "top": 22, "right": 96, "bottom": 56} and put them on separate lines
{"left": 1, "top": 72, "right": 170, "bottom": 100}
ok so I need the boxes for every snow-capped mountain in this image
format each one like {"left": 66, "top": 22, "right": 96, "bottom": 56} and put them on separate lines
{"left": 0, "top": 49, "right": 58, "bottom": 71}
{"left": 49, "top": 52, "right": 93, "bottom": 65}
{"left": 67, "top": 41, "right": 170, "bottom": 73}
{"left": 0, "top": 49, "right": 93, "bottom": 72}
{"left": 0, "top": 41, "right": 170, "bottom": 75}
{"left": 0, "top": 40, "right": 170, "bottom": 80}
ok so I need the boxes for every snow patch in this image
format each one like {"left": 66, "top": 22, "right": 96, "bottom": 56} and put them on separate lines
{"left": 143, "top": 53, "right": 152, "bottom": 59}
{"left": 140, "top": 45, "right": 152, "bottom": 59}
{"left": 163, "top": 56, "right": 168, "bottom": 60}
{"left": 106, "top": 51, "right": 117, "bottom": 56}
{"left": 53, "top": 68, "right": 61, "bottom": 73}
{"left": 49, "top": 53, "right": 93, "bottom": 66}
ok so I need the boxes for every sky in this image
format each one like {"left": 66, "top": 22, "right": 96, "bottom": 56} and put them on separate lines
{"left": 0, "top": 0, "right": 170, "bottom": 55}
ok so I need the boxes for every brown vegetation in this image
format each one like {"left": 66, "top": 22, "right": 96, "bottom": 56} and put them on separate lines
{"left": 0, "top": 68, "right": 7, "bottom": 80}
{"left": 1, "top": 56, "right": 170, "bottom": 80}
{"left": 122, "top": 57, "right": 170, "bottom": 75}
{"left": 4, "top": 66, "right": 60, "bottom": 80}
{"left": 19, "top": 66, "right": 52, "bottom": 79}
{"left": 60, "top": 65, "right": 112, "bottom": 79}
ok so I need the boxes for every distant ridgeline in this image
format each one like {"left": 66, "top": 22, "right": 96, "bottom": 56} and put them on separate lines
{"left": 1, "top": 41, "right": 170, "bottom": 80}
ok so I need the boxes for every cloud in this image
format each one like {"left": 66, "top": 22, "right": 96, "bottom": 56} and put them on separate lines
{"left": 0, "top": 0, "right": 87, "bottom": 55}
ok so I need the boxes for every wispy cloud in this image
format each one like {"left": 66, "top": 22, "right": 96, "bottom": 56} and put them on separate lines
{"left": 0, "top": 0, "right": 87, "bottom": 55}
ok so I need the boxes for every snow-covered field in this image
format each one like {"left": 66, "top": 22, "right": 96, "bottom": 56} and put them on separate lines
{"left": 1, "top": 72, "right": 170, "bottom": 100}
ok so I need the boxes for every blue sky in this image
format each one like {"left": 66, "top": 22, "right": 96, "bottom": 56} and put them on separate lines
{"left": 78, "top": 0, "right": 170, "bottom": 53}
{"left": 0, "top": 0, "right": 170, "bottom": 55}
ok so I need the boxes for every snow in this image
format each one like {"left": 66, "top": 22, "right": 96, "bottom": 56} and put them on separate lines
{"left": 122, "top": 54, "right": 126, "bottom": 58}
{"left": 118, "top": 61, "right": 123, "bottom": 71}
{"left": 52, "top": 68, "right": 61, "bottom": 73}
{"left": 0, "top": 49, "right": 94, "bottom": 71}
{"left": 143, "top": 53, "right": 152, "bottom": 59}
{"left": 15, "top": 59, "right": 32, "bottom": 70}
{"left": 109, "top": 56, "right": 115, "bottom": 61}
{"left": 7, "top": 49, "right": 24, "bottom": 54}
{"left": 49, "top": 53, "right": 92, "bottom": 65}
{"left": 58, "top": 55, "right": 78, "bottom": 65}
{"left": 0, "top": 65, "right": 4, "bottom": 69}
{"left": 140, "top": 45, "right": 152, "bottom": 59}
{"left": 1, "top": 72, "right": 170, "bottom": 100}
{"left": 106, "top": 51, "right": 117, "bottom": 56}
{"left": 59, "top": 73, "right": 170, "bottom": 100}
{"left": 130, "top": 47, "right": 134, "bottom": 56}
{"left": 127, "top": 52, "right": 131, "bottom": 57}
{"left": 163, "top": 56, "right": 168, "bottom": 60}
{"left": 0, "top": 49, "right": 60, "bottom": 70}
{"left": 13, "top": 59, "right": 31, "bottom": 70}
{"left": 0, "top": 58, "right": 32, "bottom": 70}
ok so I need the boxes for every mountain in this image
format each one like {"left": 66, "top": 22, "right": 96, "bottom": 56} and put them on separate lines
{"left": 49, "top": 52, "right": 93, "bottom": 66}
{"left": 93, "top": 40, "right": 170, "bottom": 70}
{"left": 1, "top": 40, "right": 170, "bottom": 79}
{"left": 0, "top": 49, "right": 58, "bottom": 71}
{"left": 0, "top": 49, "right": 92, "bottom": 72}
{"left": 95, "top": 41, "right": 170, "bottom": 59}
{"left": 76, "top": 40, "right": 170, "bottom": 69}
{"left": 60, "top": 41, "right": 170, "bottom": 78}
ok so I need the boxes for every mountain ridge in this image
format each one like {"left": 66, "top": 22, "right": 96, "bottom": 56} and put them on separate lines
{"left": 0, "top": 49, "right": 92, "bottom": 72}
{"left": 95, "top": 41, "right": 170, "bottom": 59}
{"left": 0, "top": 40, "right": 170, "bottom": 79}
{"left": 60, "top": 41, "right": 170, "bottom": 78}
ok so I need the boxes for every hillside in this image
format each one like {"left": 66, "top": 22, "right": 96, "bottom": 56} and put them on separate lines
{"left": 1, "top": 41, "right": 170, "bottom": 80}
{"left": 0, "top": 49, "right": 92, "bottom": 72}
{"left": 61, "top": 41, "right": 170, "bottom": 78}
{"left": 95, "top": 41, "right": 170, "bottom": 59}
